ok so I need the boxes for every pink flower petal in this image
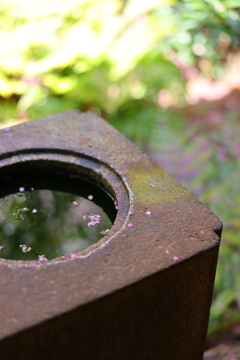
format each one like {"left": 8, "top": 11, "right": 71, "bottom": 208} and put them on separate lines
{"left": 32, "top": 209, "right": 38, "bottom": 213}
{"left": 128, "top": 223, "right": 133, "bottom": 227}
{"left": 149, "top": 184, "right": 155, "bottom": 187}
{"left": 38, "top": 255, "right": 47, "bottom": 261}
{"left": 165, "top": 250, "right": 169, "bottom": 254}
{"left": 88, "top": 221, "right": 99, "bottom": 227}
{"left": 173, "top": 256, "right": 179, "bottom": 261}
{"left": 4, "top": 128, "right": 10, "bottom": 132}
{"left": 19, "top": 244, "right": 28, "bottom": 253}
{"left": 19, "top": 187, "right": 25, "bottom": 192}
{"left": 70, "top": 254, "right": 77, "bottom": 258}
{"left": 87, "top": 195, "right": 93, "bottom": 200}
{"left": 101, "top": 229, "right": 110, "bottom": 235}
{"left": 146, "top": 211, "right": 151, "bottom": 215}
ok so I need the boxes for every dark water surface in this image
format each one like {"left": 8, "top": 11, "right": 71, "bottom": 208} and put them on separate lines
{"left": 0, "top": 173, "right": 116, "bottom": 261}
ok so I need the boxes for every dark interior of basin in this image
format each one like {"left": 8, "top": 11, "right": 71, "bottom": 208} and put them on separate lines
{"left": 0, "top": 163, "right": 117, "bottom": 261}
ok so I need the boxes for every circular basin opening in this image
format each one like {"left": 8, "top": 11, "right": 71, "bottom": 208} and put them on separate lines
{"left": 0, "top": 171, "right": 117, "bottom": 261}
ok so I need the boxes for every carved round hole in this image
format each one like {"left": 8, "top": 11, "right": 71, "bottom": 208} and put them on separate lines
{"left": 0, "top": 171, "right": 117, "bottom": 261}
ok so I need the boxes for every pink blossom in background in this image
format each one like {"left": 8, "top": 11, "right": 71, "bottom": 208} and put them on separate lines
{"left": 187, "top": 79, "right": 229, "bottom": 103}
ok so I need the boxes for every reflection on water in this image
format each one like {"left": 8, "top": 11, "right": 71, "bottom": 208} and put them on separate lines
{"left": 0, "top": 174, "right": 114, "bottom": 261}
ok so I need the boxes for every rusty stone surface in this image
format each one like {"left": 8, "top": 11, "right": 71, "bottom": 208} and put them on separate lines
{"left": 0, "top": 111, "right": 222, "bottom": 359}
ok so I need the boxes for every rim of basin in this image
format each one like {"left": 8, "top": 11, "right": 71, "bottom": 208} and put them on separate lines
{"left": 0, "top": 150, "right": 131, "bottom": 265}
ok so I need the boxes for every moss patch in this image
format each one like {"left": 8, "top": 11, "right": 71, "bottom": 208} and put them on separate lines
{"left": 127, "top": 160, "right": 192, "bottom": 205}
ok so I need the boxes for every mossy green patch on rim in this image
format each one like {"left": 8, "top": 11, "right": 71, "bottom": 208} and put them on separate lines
{"left": 127, "top": 160, "right": 192, "bottom": 205}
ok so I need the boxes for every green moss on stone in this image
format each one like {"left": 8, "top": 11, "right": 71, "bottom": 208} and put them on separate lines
{"left": 127, "top": 161, "right": 192, "bottom": 205}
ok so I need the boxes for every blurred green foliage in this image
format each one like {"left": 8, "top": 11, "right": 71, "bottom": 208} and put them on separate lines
{"left": 1, "top": 0, "right": 240, "bottom": 340}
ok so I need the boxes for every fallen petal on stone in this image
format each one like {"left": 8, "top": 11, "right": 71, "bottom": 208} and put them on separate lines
{"left": 38, "top": 255, "right": 47, "bottom": 261}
